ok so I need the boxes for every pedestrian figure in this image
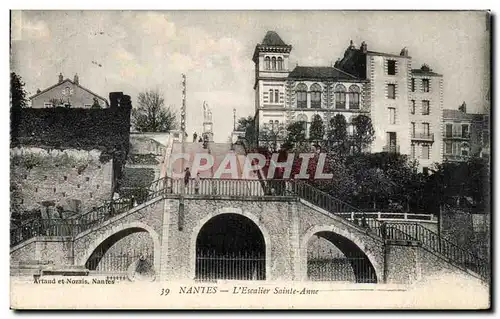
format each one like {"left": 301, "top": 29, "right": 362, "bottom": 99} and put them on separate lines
{"left": 198, "top": 137, "right": 203, "bottom": 143}
{"left": 194, "top": 172, "right": 201, "bottom": 194}
{"left": 193, "top": 132, "right": 198, "bottom": 142}
{"left": 184, "top": 167, "right": 191, "bottom": 188}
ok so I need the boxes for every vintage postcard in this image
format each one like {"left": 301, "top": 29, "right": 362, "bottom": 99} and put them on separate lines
{"left": 9, "top": 10, "right": 491, "bottom": 309}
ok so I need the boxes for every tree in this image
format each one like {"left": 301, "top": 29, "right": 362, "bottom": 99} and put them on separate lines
{"left": 309, "top": 114, "right": 325, "bottom": 143}
{"left": 327, "top": 114, "right": 349, "bottom": 156}
{"left": 132, "top": 89, "right": 178, "bottom": 132}
{"left": 259, "top": 123, "right": 285, "bottom": 152}
{"left": 10, "top": 72, "right": 28, "bottom": 109}
{"left": 351, "top": 115, "right": 375, "bottom": 153}
{"left": 283, "top": 121, "right": 306, "bottom": 151}
{"left": 236, "top": 116, "right": 257, "bottom": 147}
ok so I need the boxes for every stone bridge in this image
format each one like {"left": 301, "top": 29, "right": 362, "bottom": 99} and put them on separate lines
{"left": 10, "top": 188, "right": 484, "bottom": 284}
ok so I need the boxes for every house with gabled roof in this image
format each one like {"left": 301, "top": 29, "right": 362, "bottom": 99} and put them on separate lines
{"left": 30, "top": 73, "right": 109, "bottom": 109}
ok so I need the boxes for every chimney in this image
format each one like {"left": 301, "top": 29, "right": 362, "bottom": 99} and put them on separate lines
{"left": 74, "top": 73, "right": 79, "bottom": 85}
{"left": 349, "top": 40, "right": 355, "bottom": 49}
{"left": 400, "top": 47, "right": 408, "bottom": 57}
{"left": 109, "top": 92, "right": 124, "bottom": 109}
{"left": 360, "top": 41, "right": 368, "bottom": 53}
{"left": 36, "top": 88, "right": 41, "bottom": 94}
{"left": 58, "top": 73, "right": 63, "bottom": 83}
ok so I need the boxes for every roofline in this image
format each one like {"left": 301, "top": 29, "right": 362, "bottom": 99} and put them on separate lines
{"left": 29, "top": 78, "right": 110, "bottom": 106}
{"left": 286, "top": 76, "right": 368, "bottom": 83}
{"left": 366, "top": 51, "right": 412, "bottom": 59}
{"left": 411, "top": 70, "right": 443, "bottom": 77}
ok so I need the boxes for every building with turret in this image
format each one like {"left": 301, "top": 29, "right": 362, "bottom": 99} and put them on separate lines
{"left": 251, "top": 31, "right": 444, "bottom": 171}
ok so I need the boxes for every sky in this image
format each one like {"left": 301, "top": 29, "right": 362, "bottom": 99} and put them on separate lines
{"left": 10, "top": 10, "right": 490, "bottom": 142}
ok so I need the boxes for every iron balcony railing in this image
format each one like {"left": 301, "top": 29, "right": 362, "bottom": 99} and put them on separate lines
{"left": 411, "top": 132, "right": 434, "bottom": 141}
{"left": 382, "top": 145, "right": 400, "bottom": 153}
{"left": 444, "top": 133, "right": 470, "bottom": 139}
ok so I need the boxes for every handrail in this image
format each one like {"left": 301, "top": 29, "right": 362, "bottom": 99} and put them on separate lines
{"left": 384, "top": 222, "right": 488, "bottom": 278}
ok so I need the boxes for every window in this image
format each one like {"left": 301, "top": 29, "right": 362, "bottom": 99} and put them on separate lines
{"left": 44, "top": 102, "right": 53, "bottom": 108}
{"left": 274, "top": 90, "right": 279, "bottom": 104}
{"left": 265, "top": 57, "right": 270, "bottom": 70}
{"left": 310, "top": 83, "right": 322, "bottom": 108}
{"left": 53, "top": 188, "right": 56, "bottom": 193}
{"left": 422, "top": 145, "right": 430, "bottom": 159}
{"left": 411, "top": 144, "right": 416, "bottom": 159}
{"left": 410, "top": 100, "right": 415, "bottom": 114}
{"left": 35, "top": 187, "right": 38, "bottom": 193}
{"left": 84, "top": 104, "right": 92, "bottom": 108}
{"left": 348, "top": 85, "right": 360, "bottom": 109}
{"left": 422, "top": 100, "right": 430, "bottom": 115}
{"left": 423, "top": 123, "right": 430, "bottom": 135}
{"left": 411, "top": 122, "right": 416, "bottom": 136}
{"left": 271, "top": 57, "right": 277, "bottom": 70}
{"left": 423, "top": 167, "right": 429, "bottom": 175}
{"left": 411, "top": 78, "right": 416, "bottom": 92}
{"left": 90, "top": 192, "right": 93, "bottom": 198}
{"left": 335, "top": 84, "right": 346, "bottom": 109}
{"left": 389, "top": 107, "right": 396, "bottom": 124}
{"left": 422, "top": 79, "right": 430, "bottom": 92}
{"left": 387, "top": 60, "right": 396, "bottom": 75}
{"left": 62, "top": 192, "right": 66, "bottom": 197}
{"left": 269, "top": 89, "right": 273, "bottom": 103}
{"left": 461, "top": 143, "right": 469, "bottom": 156}
{"left": 77, "top": 184, "right": 81, "bottom": 188}
{"left": 462, "top": 124, "right": 469, "bottom": 138}
{"left": 296, "top": 83, "right": 307, "bottom": 108}
{"left": 387, "top": 84, "right": 396, "bottom": 99}
{"left": 445, "top": 142, "right": 452, "bottom": 154}
{"left": 445, "top": 124, "right": 453, "bottom": 137}
{"left": 86, "top": 177, "right": 90, "bottom": 181}
{"left": 277, "top": 57, "right": 283, "bottom": 70}
{"left": 64, "top": 176, "right": 67, "bottom": 181}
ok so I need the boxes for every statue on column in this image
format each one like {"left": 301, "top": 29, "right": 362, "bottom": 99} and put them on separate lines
{"left": 203, "top": 101, "right": 212, "bottom": 122}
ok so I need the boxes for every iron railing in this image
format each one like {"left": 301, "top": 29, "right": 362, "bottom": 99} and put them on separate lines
{"left": 385, "top": 223, "right": 489, "bottom": 278}
{"left": 337, "top": 212, "right": 436, "bottom": 222}
{"left": 181, "top": 178, "right": 265, "bottom": 197}
{"left": 411, "top": 132, "right": 434, "bottom": 141}
{"left": 86, "top": 247, "right": 154, "bottom": 276}
{"left": 307, "top": 256, "right": 376, "bottom": 283}
{"left": 195, "top": 251, "right": 265, "bottom": 281}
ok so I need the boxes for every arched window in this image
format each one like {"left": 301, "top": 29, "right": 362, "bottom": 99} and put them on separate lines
{"left": 272, "top": 57, "right": 277, "bottom": 70}
{"left": 348, "top": 85, "right": 360, "bottom": 109}
{"left": 296, "top": 83, "right": 307, "bottom": 108}
{"left": 265, "top": 57, "right": 270, "bottom": 70}
{"left": 296, "top": 114, "right": 308, "bottom": 132}
{"left": 277, "top": 57, "right": 283, "bottom": 70}
{"left": 269, "top": 89, "right": 274, "bottom": 103}
{"left": 335, "top": 84, "right": 346, "bottom": 109}
{"left": 274, "top": 90, "right": 279, "bottom": 104}
{"left": 310, "top": 83, "right": 322, "bottom": 108}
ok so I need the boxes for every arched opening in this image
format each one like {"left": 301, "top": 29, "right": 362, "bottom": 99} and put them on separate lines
{"left": 195, "top": 213, "right": 266, "bottom": 281}
{"left": 306, "top": 231, "right": 377, "bottom": 283}
{"left": 85, "top": 227, "right": 154, "bottom": 277}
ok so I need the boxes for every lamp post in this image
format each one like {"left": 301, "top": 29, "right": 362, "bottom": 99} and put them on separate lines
{"left": 179, "top": 74, "right": 187, "bottom": 231}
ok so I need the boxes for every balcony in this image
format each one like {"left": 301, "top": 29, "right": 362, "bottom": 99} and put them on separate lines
{"left": 335, "top": 102, "right": 346, "bottom": 110}
{"left": 444, "top": 133, "right": 470, "bottom": 140}
{"left": 444, "top": 154, "right": 469, "bottom": 162}
{"left": 411, "top": 132, "right": 434, "bottom": 142}
{"left": 383, "top": 145, "right": 400, "bottom": 153}
{"left": 349, "top": 102, "right": 360, "bottom": 110}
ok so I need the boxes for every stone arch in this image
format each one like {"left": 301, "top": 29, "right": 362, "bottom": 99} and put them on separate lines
{"left": 189, "top": 207, "right": 272, "bottom": 280}
{"left": 300, "top": 224, "right": 383, "bottom": 283}
{"left": 77, "top": 221, "right": 161, "bottom": 274}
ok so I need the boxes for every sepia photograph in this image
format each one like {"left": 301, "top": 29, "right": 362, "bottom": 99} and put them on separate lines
{"left": 8, "top": 9, "right": 491, "bottom": 309}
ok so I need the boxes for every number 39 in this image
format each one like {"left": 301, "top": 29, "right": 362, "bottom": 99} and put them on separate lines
{"left": 160, "top": 288, "right": 170, "bottom": 296}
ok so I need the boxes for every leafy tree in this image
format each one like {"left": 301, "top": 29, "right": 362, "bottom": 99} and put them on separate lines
{"left": 327, "top": 114, "right": 349, "bottom": 156}
{"left": 309, "top": 114, "right": 325, "bottom": 143}
{"left": 132, "top": 89, "right": 178, "bottom": 132}
{"left": 351, "top": 115, "right": 375, "bottom": 154}
{"left": 283, "top": 121, "right": 306, "bottom": 151}
{"left": 10, "top": 72, "right": 28, "bottom": 109}
{"left": 236, "top": 116, "right": 257, "bottom": 147}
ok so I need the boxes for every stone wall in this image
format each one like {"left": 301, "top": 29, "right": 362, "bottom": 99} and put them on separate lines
{"left": 11, "top": 147, "right": 114, "bottom": 216}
